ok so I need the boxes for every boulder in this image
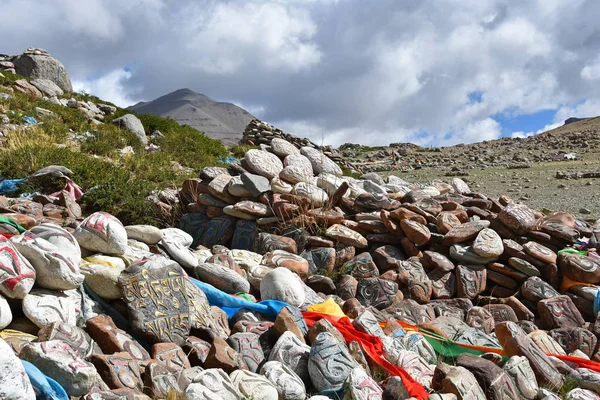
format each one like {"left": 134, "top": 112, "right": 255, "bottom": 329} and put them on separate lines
{"left": 112, "top": 114, "right": 147, "bottom": 145}
{"left": 12, "top": 49, "right": 73, "bottom": 91}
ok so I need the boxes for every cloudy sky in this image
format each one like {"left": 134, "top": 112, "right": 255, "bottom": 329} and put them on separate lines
{"left": 5, "top": 0, "right": 600, "bottom": 147}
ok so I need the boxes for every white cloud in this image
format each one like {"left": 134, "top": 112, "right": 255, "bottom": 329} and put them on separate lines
{"left": 5, "top": 0, "right": 600, "bottom": 147}
{"left": 73, "top": 68, "right": 141, "bottom": 108}
{"left": 511, "top": 131, "right": 534, "bottom": 139}
{"left": 183, "top": 2, "right": 321, "bottom": 74}
{"left": 581, "top": 58, "right": 600, "bottom": 80}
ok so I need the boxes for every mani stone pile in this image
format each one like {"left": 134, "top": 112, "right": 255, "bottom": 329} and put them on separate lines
{"left": 2, "top": 140, "right": 600, "bottom": 400}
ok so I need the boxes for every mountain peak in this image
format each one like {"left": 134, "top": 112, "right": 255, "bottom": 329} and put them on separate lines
{"left": 128, "top": 89, "right": 255, "bottom": 145}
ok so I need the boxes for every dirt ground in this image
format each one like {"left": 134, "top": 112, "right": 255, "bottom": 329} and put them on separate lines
{"left": 387, "top": 159, "right": 600, "bottom": 222}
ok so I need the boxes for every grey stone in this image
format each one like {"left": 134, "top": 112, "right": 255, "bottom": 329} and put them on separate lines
{"left": 112, "top": 114, "right": 147, "bottom": 145}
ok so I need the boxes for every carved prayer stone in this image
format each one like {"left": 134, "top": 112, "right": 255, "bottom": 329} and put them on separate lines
{"left": 308, "top": 332, "right": 358, "bottom": 391}
{"left": 118, "top": 256, "right": 190, "bottom": 345}
{"left": 227, "top": 333, "right": 265, "bottom": 372}
{"left": 343, "top": 367, "right": 384, "bottom": 400}
{"left": 503, "top": 355, "right": 539, "bottom": 400}
{"left": 456, "top": 264, "right": 486, "bottom": 299}
{"left": 268, "top": 331, "right": 311, "bottom": 383}
{"left": 356, "top": 277, "right": 398, "bottom": 310}
{"left": 538, "top": 295, "right": 585, "bottom": 330}
{"left": 260, "top": 360, "right": 306, "bottom": 400}
{"left": 495, "top": 321, "right": 563, "bottom": 389}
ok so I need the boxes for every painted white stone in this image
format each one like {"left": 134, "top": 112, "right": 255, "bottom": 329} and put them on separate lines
{"left": 293, "top": 182, "right": 329, "bottom": 206}
{"left": 81, "top": 263, "right": 123, "bottom": 300}
{"left": 0, "top": 236, "right": 36, "bottom": 299}
{"left": 12, "top": 231, "right": 84, "bottom": 290}
{"left": 184, "top": 368, "right": 240, "bottom": 400}
{"left": 280, "top": 165, "right": 313, "bottom": 184}
{"left": 300, "top": 147, "right": 342, "bottom": 176}
{"left": 284, "top": 154, "right": 314, "bottom": 178}
{"left": 244, "top": 149, "right": 284, "bottom": 180}
{"left": 20, "top": 340, "right": 97, "bottom": 396}
{"left": 230, "top": 369, "right": 278, "bottom": 400}
{"left": 0, "top": 337, "right": 35, "bottom": 399}
{"left": 260, "top": 360, "right": 306, "bottom": 400}
{"left": 22, "top": 289, "right": 78, "bottom": 328}
{"left": 74, "top": 212, "right": 128, "bottom": 255}
{"left": 260, "top": 267, "right": 305, "bottom": 307}
{"left": 0, "top": 293, "right": 11, "bottom": 329}
{"left": 271, "top": 138, "right": 300, "bottom": 157}
{"left": 125, "top": 224, "right": 163, "bottom": 245}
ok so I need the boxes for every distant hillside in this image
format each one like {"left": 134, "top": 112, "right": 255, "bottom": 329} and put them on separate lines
{"left": 129, "top": 88, "right": 255, "bottom": 145}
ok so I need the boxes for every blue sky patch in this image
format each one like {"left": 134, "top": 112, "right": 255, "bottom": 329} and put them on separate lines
{"left": 494, "top": 108, "right": 556, "bottom": 137}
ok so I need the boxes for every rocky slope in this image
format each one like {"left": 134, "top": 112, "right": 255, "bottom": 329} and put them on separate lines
{"left": 129, "top": 88, "right": 255, "bottom": 146}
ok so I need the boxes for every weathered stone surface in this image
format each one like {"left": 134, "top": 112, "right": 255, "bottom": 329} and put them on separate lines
{"left": 503, "top": 355, "right": 538, "bottom": 400}
{"left": 0, "top": 337, "right": 35, "bottom": 399}
{"left": 262, "top": 250, "right": 309, "bottom": 276}
{"left": 466, "top": 306, "right": 495, "bottom": 334}
{"left": 326, "top": 224, "right": 368, "bottom": 248}
{"left": 521, "top": 276, "right": 560, "bottom": 303}
{"left": 308, "top": 332, "right": 358, "bottom": 391}
{"left": 228, "top": 333, "right": 265, "bottom": 373}
{"left": 550, "top": 327, "right": 597, "bottom": 358}
{"left": 13, "top": 51, "right": 73, "bottom": 91}
{"left": 440, "top": 365, "right": 487, "bottom": 399}
{"left": 455, "top": 353, "right": 519, "bottom": 400}
{"left": 38, "top": 321, "right": 99, "bottom": 359}
{"left": 472, "top": 228, "right": 504, "bottom": 258}
{"left": 443, "top": 220, "right": 490, "bottom": 245}
{"left": 195, "top": 262, "right": 250, "bottom": 294}
{"left": 498, "top": 203, "right": 536, "bottom": 235}
{"left": 301, "top": 147, "right": 343, "bottom": 175}
{"left": 204, "top": 336, "right": 247, "bottom": 373}
{"left": 151, "top": 342, "right": 191, "bottom": 370}
{"left": 20, "top": 340, "right": 97, "bottom": 396}
{"left": 400, "top": 219, "right": 431, "bottom": 246}
{"left": 495, "top": 321, "right": 563, "bottom": 389}
{"left": 85, "top": 314, "right": 150, "bottom": 360}
{"left": 118, "top": 257, "right": 190, "bottom": 345}
{"left": 560, "top": 253, "right": 600, "bottom": 283}
{"left": 260, "top": 360, "right": 306, "bottom": 400}
{"left": 125, "top": 225, "right": 163, "bottom": 245}
{"left": 89, "top": 353, "right": 143, "bottom": 391}
{"left": 529, "top": 330, "right": 566, "bottom": 356}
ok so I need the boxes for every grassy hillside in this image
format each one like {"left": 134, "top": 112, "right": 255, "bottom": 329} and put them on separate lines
{"left": 0, "top": 73, "right": 228, "bottom": 226}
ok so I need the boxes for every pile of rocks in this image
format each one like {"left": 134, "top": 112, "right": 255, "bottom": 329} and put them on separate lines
{"left": 240, "top": 119, "right": 343, "bottom": 159}
{"left": 3, "top": 137, "right": 600, "bottom": 399}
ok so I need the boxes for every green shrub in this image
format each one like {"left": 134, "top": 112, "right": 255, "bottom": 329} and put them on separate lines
{"left": 230, "top": 144, "right": 257, "bottom": 159}
{"left": 0, "top": 79, "right": 231, "bottom": 226}
{"left": 80, "top": 124, "right": 143, "bottom": 156}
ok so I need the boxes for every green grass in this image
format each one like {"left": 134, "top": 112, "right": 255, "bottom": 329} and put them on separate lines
{"left": 0, "top": 80, "right": 228, "bottom": 227}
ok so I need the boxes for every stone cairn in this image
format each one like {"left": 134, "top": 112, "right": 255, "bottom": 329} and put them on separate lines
{"left": 240, "top": 118, "right": 357, "bottom": 173}
{"left": 3, "top": 139, "right": 600, "bottom": 399}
